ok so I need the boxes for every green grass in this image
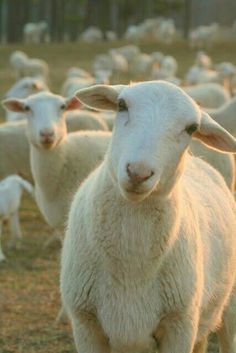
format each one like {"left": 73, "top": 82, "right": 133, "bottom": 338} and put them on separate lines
{"left": 0, "top": 39, "right": 236, "bottom": 352}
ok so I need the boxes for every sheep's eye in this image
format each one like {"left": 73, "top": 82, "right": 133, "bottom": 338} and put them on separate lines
{"left": 61, "top": 104, "right": 66, "bottom": 110}
{"left": 118, "top": 99, "right": 128, "bottom": 112}
{"left": 185, "top": 123, "right": 198, "bottom": 135}
{"left": 24, "top": 105, "right": 30, "bottom": 112}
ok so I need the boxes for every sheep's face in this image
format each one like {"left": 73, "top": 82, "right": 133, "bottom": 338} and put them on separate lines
{"left": 76, "top": 81, "right": 236, "bottom": 203}
{"left": 108, "top": 82, "right": 201, "bottom": 202}
{"left": 2, "top": 92, "right": 81, "bottom": 150}
{"left": 5, "top": 78, "right": 48, "bottom": 99}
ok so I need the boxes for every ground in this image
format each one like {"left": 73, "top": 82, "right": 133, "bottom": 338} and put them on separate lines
{"left": 0, "top": 39, "right": 235, "bottom": 353}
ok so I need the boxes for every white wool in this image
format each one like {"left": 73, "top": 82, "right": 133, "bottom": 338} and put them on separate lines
{"left": 184, "top": 83, "right": 230, "bottom": 108}
{"left": 79, "top": 26, "right": 103, "bottom": 42}
{"left": 61, "top": 81, "right": 236, "bottom": 353}
{"left": 0, "top": 175, "right": 33, "bottom": 261}
{"left": 23, "top": 21, "right": 48, "bottom": 44}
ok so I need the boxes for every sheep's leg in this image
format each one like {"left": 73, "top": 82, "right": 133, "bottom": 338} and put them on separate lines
{"left": 8, "top": 211, "right": 22, "bottom": 249}
{"left": 0, "top": 220, "right": 6, "bottom": 262}
{"left": 193, "top": 337, "right": 208, "bottom": 353}
{"left": 43, "top": 229, "right": 62, "bottom": 249}
{"left": 158, "top": 316, "right": 198, "bottom": 353}
{"left": 70, "top": 312, "right": 111, "bottom": 353}
{"left": 217, "top": 293, "right": 236, "bottom": 353}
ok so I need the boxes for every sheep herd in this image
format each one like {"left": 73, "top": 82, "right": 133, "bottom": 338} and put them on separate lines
{"left": 1, "top": 38, "right": 236, "bottom": 353}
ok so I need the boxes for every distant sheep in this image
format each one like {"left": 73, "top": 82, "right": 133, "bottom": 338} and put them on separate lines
{"left": 61, "top": 81, "right": 236, "bottom": 353}
{"left": 4, "top": 77, "right": 49, "bottom": 121}
{"left": 0, "top": 175, "right": 33, "bottom": 262}
{"left": 10, "top": 50, "right": 49, "bottom": 81}
{"left": 184, "top": 83, "right": 230, "bottom": 108}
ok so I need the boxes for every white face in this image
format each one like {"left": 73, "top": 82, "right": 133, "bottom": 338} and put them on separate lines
{"left": 107, "top": 82, "right": 201, "bottom": 202}
{"left": 25, "top": 93, "right": 68, "bottom": 149}
{"left": 3, "top": 92, "right": 81, "bottom": 150}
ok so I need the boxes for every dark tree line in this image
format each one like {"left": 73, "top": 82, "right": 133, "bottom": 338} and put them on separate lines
{"left": 0, "top": 0, "right": 185, "bottom": 42}
{"left": 0, "top": 0, "right": 235, "bottom": 43}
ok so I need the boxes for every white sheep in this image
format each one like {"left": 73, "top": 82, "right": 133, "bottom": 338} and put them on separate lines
{"left": 158, "top": 18, "right": 176, "bottom": 44}
{"left": 9, "top": 50, "right": 49, "bottom": 81}
{"left": 3, "top": 92, "right": 111, "bottom": 235}
{"left": 23, "top": 21, "right": 48, "bottom": 44}
{"left": 195, "top": 51, "right": 212, "bottom": 69}
{"left": 184, "top": 82, "right": 230, "bottom": 109}
{"left": 205, "top": 96, "right": 236, "bottom": 139}
{"left": 109, "top": 45, "right": 140, "bottom": 64}
{"left": 61, "top": 81, "right": 236, "bottom": 353}
{"left": 0, "top": 103, "right": 109, "bottom": 184}
{"left": 79, "top": 26, "right": 103, "bottom": 42}
{"left": 4, "top": 77, "right": 49, "bottom": 121}
{"left": 0, "top": 175, "right": 33, "bottom": 262}
{"left": 190, "top": 23, "right": 219, "bottom": 49}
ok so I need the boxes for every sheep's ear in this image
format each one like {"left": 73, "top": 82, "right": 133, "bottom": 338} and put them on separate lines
{"left": 65, "top": 96, "right": 81, "bottom": 111}
{"left": 32, "top": 81, "right": 43, "bottom": 91}
{"left": 75, "top": 84, "right": 125, "bottom": 111}
{"left": 2, "top": 98, "right": 25, "bottom": 112}
{"left": 193, "top": 111, "right": 236, "bottom": 153}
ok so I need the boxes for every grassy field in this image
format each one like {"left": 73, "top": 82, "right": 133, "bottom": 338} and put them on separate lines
{"left": 0, "top": 39, "right": 236, "bottom": 353}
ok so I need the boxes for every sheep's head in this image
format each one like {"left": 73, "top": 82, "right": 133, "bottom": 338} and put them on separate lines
{"left": 2, "top": 92, "right": 81, "bottom": 150}
{"left": 5, "top": 77, "right": 48, "bottom": 99}
{"left": 76, "top": 81, "right": 236, "bottom": 202}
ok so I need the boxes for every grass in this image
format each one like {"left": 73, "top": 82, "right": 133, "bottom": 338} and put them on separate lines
{"left": 0, "top": 38, "right": 236, "bottom": 352}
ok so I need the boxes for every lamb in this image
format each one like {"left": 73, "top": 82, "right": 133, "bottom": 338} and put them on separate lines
{"left": 61, "top": 81, "right": 236, "bottom": 353}
{"left": 9, "top": 50, "right": 49, "bottom": 81}
{"left": 0, "top": 175, "right": 34, "bottom": 262}
{"left": 158, "top": 18, "right": 176, "bottom": 44}
{"left": 184, "top": 83, "right": 230, "bottom": 109}
{"left": 0, "top": 102, "right": 109, "bottom": 184}
{"left": 3, "top": 92, "right": 111, "bottom": 236}
{"left": 4, "top": 77, "right": 49, "bottom": 121}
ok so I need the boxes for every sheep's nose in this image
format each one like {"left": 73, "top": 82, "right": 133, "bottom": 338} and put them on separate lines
{"left": 40, "top": 130, "right": 54, "bottom": 138}
{"left": 126, "top": 162, "right": 154, "bottom": 184}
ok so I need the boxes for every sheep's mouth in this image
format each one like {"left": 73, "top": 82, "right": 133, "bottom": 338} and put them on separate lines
{"left": 40, "top": 140, "right": 55, "bottom": 149}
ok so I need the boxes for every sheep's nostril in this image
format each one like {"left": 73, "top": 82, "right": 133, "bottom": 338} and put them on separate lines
{"left": 126, "top": 163, "right": 154, "bottom": 184}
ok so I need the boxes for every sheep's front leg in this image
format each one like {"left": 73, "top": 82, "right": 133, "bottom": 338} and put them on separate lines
{"left": 70, "top": 311, "right": 111, "bottom": 353}
{"left": 158, "top": 316, "right": 198, "bottom": 353}
{"left": 0, "top": 219, "right": 6, "bottom": 262}
{"left": 8, "top": 211, "right": 22, "bottom": 249}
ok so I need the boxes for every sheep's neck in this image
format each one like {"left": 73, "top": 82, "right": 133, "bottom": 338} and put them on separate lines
{"left": 30, "top": 143, "right": 65, "bottom": 198}
{"left": 96, "top": 166, "right": 182, "bottom": 282}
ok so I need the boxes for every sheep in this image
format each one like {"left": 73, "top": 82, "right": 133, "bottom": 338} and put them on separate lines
{"left": 109, "top": 45, "right": 140, "bottom": 64}
{"left": 158, "top": 18, "right": 176, "bottom": 44}
{"left": 9, "top": 50, "right": 49, "bottom": 81}
{"left": 23, "top": 21, "right": 48, "bottom": 44}
{"left": 184, "top": 83, "right": 230, "bottom": 109}
{"left": 205, "top": 95, "right": 236, "bottom": 136}
{"left": 79, "top": 26, "right": 103, "bottom": 42}
{"left": 195, "top": 51, "right": 212, "bottom": 69}
{"left": 2, "top": 92, "right": 111, "bottom": 236}
{"left": 0, "top": 103, "right": 109, "bottom": 184}
{"left": 61, "top": 81, "right": 236, "bottom": 353}
{"left": 3, "top": 77, "right": 49, "bottom": 121}
{"left": 189, "top": 23, "right": 219, "bottom": 49}
{"left": 0, "top": 175, "right": 33, "bottom": 262}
